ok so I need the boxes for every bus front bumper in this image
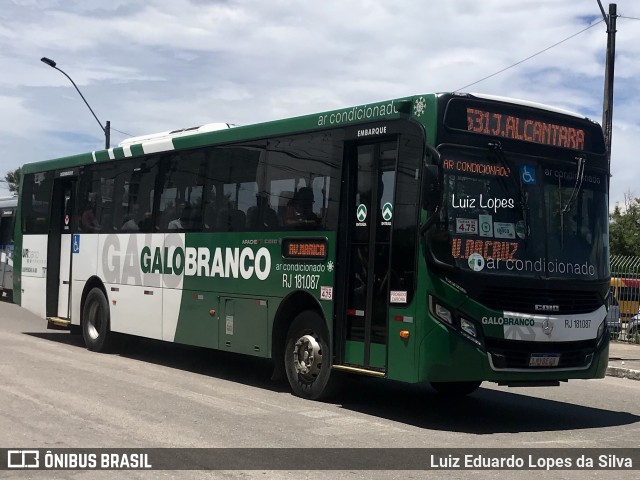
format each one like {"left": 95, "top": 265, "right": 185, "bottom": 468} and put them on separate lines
{"left": 418, "top": 323, "right": 609, "bottom": 384}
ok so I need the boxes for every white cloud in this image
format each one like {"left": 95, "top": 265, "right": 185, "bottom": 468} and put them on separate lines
{"left": 0, "top": 94, "right": 47, "bottom": 134}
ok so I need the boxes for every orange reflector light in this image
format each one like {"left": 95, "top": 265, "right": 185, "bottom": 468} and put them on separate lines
{"left": 399, "top": 330, "right": 410, "bottom": 339}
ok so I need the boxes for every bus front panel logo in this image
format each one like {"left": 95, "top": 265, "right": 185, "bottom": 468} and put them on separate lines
{"left": 535, "top": 304, "right": 559, "bottom": 312}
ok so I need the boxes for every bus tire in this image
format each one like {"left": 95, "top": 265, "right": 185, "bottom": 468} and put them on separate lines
{"left": 82, "top": 288, "right": 114, "bottom": 352}
{"left": 284, "top": 310, "right": 335, "bottom": 400}
{"left": 430, "top": 381, "right": 482, "bottom": 396}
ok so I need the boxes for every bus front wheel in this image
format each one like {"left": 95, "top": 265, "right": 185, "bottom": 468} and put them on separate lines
{"left": 284, "top": 310, "right": 335, "bottom": 400}
{"left": 430, "top": 381, "right": 482, "bottom": 396}
{"left": 82, "top": 288, "right": 114, "bottom": 352}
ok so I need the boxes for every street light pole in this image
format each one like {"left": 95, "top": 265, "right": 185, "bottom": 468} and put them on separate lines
{"left": 40, "top": 57, "right": 110, "bottom": 149}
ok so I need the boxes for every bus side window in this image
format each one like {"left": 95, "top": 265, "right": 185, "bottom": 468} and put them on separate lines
{"left": 264, "top": 131, "right": 342, "bottom": 231}
{"left": 276, "top": 190, "right": 294, "bottom": 226}
{"left": 246, "top": 194, "right": 279, "bottom": 230}
{"left": 21, "top": 172, "right": 53, "bottom": 235}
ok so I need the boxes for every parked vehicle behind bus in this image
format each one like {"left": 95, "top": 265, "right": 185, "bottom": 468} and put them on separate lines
{"left": 606, "top": 288, "right": 621, "bottom": 338}
{"left": 610, "top": 277, "right": 640, "bottom": 321}
{"left": 0, "top": 196, "right": 16, "bottom": 301}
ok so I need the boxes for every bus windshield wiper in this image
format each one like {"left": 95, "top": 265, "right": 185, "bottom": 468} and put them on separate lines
{"left": 561, "top": 156, "right": 586, "bottom": 214}
{"left": 487, "top": 141, "right": 529, "bottom": 238}
{"left": 558, "top": 155, "right": 586, "bottom": 248}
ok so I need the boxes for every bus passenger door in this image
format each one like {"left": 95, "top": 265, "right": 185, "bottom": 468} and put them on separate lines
{"left": 46, "top": 176, "right": 76, "bottom": 320}
{"left": 340, "top": 140, "right": 397, "bottom": 372}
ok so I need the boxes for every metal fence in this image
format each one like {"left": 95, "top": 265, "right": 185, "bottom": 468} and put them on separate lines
{"left": 610, "top": 255, "right": 640, "bottom": 343}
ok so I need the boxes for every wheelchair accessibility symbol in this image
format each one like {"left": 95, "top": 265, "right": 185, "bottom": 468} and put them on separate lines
{"left": 72, "top": 234, "right": 80, "bottom": 254}
{"left": 520, "top": 165, "right": 536, "bottom": 185}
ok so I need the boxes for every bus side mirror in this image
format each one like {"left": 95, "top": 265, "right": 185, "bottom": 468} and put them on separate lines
{"left": 421, "top": 164, "right": 441, "bottom": 212}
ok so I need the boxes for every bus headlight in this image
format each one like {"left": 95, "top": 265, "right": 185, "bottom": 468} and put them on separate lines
{"left": 460, "top": 318, "right": 477, "bottom": 338}
{"left": 434, "top": 303, "right": 453, "bottom": 325}
{"left": 428, "top": 295, "right": 483, "bottom": 348}
{"left": 597, "top": 318, "right": 606, "bottom": 340}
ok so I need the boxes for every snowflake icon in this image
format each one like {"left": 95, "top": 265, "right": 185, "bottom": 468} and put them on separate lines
{"left": 327, "top": 261, "right": 334, "bottom": 273}
{"left": 413, "top": 97, "right": 426, "bottom": 117}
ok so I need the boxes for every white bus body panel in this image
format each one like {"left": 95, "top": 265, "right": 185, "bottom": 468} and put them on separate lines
{"left": 71, "top": 280, "right": 83, "bottom": 327}
{"left": 21, "top": 276, "right": 47, "bottom": 318}
{"left": 108, "top": 283, "right": 163, "bottom": 339}
{"left": 72, "top": 234, "right": 100, "bottom": 282}
{"left": 70, "top": 234, "right": 101, "bottom": 326}
{"left": 161, "top": 233, "right": 185, "bottom": 342}
{"left": 96, "top": 233, "right": 164, "bottom": 340}
{"left": 57, "top": 234, "right": 72, "bottom": 318}
{"left": 162, "top": 288, "right": 182, "bottom": 342}
{"left": 21, "top": 235, "right": 48, "bottom": 318}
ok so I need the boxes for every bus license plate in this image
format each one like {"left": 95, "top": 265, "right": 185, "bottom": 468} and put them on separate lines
{"left": 529, "top": 354, "right": 560, "bottom": 367}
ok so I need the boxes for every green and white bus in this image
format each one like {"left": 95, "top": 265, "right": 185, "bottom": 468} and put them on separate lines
{"left": 15, "top": 93, "right": 610, "bottom": 399}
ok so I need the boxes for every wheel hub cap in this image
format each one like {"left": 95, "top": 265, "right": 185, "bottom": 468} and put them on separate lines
{"left": 293, "top": 334, "right": 322, "bottom": 378}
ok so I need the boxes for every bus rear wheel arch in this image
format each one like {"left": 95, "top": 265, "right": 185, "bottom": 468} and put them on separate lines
{"left": 284, "top": 310, "right": 335, "bottom": 400}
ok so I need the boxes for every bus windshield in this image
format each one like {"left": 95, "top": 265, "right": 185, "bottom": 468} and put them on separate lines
{"left": 431, "top": 145, "right": 609, "bottom": 280}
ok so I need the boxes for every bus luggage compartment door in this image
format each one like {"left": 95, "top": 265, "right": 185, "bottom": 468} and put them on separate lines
{"left": 219, "top": 297, "right": 269, "bottom": 357}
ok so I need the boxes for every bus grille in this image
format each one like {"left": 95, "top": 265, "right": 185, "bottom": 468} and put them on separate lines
{"left": 476, "top": 287, "right": 601, "bottom": 315}
{"left": 485, "top": 338, "right": 596, "bottom": 370}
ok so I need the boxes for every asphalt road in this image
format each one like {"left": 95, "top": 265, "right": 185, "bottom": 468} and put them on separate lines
{"left": 1, "top": 300, "right": 639, "bottom": 480}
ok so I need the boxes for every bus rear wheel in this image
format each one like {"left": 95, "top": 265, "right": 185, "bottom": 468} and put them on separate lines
{"left": 82, "top": 288, "right": 114, "bottom": 352}
{"left": 430, "top": 381, "right": 482, "bottom": 396}
{"left": 284, "top": 310, "right": 334, "bottom": 400}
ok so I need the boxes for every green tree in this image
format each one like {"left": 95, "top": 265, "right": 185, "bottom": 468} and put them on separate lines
{"left": 609, "top": 193, "right": 640, "bottom": 256}
{"left": 3, "top": 167, "right": 21, "bottom": 194}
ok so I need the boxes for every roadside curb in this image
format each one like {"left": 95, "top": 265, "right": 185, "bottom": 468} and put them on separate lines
{"left": 606, "top": 366, "right": 640, "bottom": 381}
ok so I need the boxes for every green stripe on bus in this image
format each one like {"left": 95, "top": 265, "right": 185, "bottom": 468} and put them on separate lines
{"left": 112, "top": 147, "right": 126, "bottom": 160}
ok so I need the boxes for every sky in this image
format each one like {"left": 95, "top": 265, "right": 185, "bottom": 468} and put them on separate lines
{"left": 0, "top": 0, "right": 639, "bottom": 208}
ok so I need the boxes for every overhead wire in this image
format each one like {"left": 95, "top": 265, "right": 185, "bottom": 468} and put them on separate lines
{"left": 110, "top": 16, "right": 636, "bottom": 138}
{"left": 110, "top": 126, "right": 135, "bottom": 138}
{"left": 455, "top": 19, "right": 605, "bottom": 92}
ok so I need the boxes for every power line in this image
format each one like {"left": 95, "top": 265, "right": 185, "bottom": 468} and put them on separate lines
{"left": 110, "top": 126, "right": 134, "bottom": 137}
{"left": 618, "top": 15, "right": 640, "bottom": 21}
{"left": 455, "top": 19, "right": 605, "bottom": 92}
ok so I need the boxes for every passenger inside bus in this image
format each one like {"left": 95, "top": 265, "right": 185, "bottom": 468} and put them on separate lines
{"left": 216, "top": 205, "right": 245, "bottom": 231}
{"left": 246, "top": 195, "right": 278, "bottom": 230}
{"left": 285, "top": 187, "right": 319, "bottom": 226}
{"left": 121, "top": 204, "right": 140, "bottom": 232}
{"left": 168, "top": 204, "right": 194, "bottom": 230}
{"left": 81, "top": 200, "right": 101, "bottom": 232}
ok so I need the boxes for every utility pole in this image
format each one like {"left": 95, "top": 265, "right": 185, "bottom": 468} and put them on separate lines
{"left": 597, "top": 1, "right": 617, "bottom": 176}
